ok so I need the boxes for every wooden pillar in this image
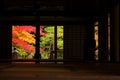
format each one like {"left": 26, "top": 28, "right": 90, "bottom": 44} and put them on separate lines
{"left": 115, "top": 3, "right": 119, "bottom": 62}
{"left": 98, "top": 13, "right": 108, "bottom": 62}
{"left": 34, "top": 15, "right": 40, "bottom": 60}
{"left": 33, "top": 0, "right": 41, "bottom": 63}
{"left": 0, "top": 25, "right": 12, "bottom": 62}
{"left": 54, "top": 26, "right": 57, "bottom": 59}
{"left": 83, "top": 22, "right": 95, "bottom": 61}
{"left": 110, "top": 3, "right": 119, "bottom": 62}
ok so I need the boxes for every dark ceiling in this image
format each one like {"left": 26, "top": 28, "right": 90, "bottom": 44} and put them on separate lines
{"left": 0, "top": 0, "right": 118, "bottom": 16}
{"left": 0, "top": 0, "right": 119, "bottom": 25}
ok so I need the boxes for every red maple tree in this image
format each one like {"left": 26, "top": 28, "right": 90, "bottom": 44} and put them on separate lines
{"left": 12, "top": 25, "right": 46, "bottom": 54}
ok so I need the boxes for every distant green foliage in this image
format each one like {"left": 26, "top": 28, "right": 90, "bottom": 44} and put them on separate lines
{"left": 40, "top": 26, "right": 63, "bottom": 59}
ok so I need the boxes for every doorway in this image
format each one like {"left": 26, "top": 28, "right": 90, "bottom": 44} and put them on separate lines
{"left": 12, "top": 25, "right": 64, "bottom": 61}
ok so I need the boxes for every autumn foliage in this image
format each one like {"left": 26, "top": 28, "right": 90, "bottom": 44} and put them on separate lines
{"left": 12, "top": 25, "right": 46, "bottom": 58}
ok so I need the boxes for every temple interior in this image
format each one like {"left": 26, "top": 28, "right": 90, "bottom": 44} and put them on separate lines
{"left": 0, "top": 0, "right": 119, "bottom": 80}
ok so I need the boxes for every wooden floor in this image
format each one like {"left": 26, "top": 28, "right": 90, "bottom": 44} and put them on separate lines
{"left": 0, "top": 63, "right": 120, "bottom": 80}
